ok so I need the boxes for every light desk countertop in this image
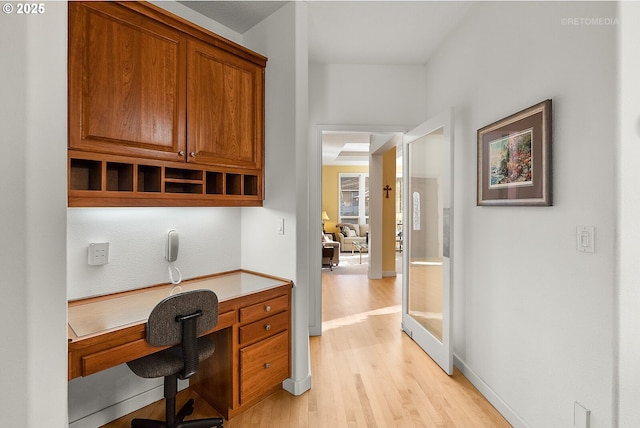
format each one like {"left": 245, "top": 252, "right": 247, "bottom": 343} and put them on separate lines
{"left": 68, "top": 270, "right": 292, "bottom": 341}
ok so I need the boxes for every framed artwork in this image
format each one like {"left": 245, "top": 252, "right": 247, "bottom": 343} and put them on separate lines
{"left": 477, "top": 99, "right": 552, "bottom": 206}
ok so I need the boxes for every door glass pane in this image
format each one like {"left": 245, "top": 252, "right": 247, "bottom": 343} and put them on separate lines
{"left": 408, "top": 131, "right": 444, "bottom": 342}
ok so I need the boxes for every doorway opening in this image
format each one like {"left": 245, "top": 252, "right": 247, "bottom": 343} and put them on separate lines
{"left": 321, "top": 129, "right": 403, "bottom": 277}
{"left": 310, "top": 125, "right": 405, "bottom": 336}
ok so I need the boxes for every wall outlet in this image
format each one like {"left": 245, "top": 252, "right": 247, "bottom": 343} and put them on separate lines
{"left": 574, "top": 401, "right": 590, "bottom": 428}
{"left": 88, "top": 242, "right": 109, "bottom": 266}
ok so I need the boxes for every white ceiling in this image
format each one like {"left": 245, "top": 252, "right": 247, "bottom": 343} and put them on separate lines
{"left": 178, "top": 1, "right": 474, "bottom": 165}
{"left": 307, "top": 1, "right": 474, "bottom": 66}
{"left": 179, "top": 1, "right": 474, "bottom": 65}
{"left": 177, "top": 1, "right": 288, "bottom": 34}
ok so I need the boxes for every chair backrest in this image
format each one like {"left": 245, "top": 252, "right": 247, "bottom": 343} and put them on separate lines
{"left": 146, "top": 289, "right": 219, "bottom": 378}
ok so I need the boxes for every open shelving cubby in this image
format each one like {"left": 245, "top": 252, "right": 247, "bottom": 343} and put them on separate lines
{"left": 244, "top": 174, "right": 259, "bottom": 196}
{"left": 69, "top": 158, "right": 102, "bottom": 191}
{"left": 68, "top": 151, "right": 263, "bottom": 207}
{"left": 164, "top": 167, "right": 204, "bottom": 194}
{"left": 106, "top": 162, "right": 134, "bottom": 192}
{"left": 206, "top": 171, "right": 224, "bottom": 195}
{"left": 137, "top": 165, "right": 162, "bottom": 192}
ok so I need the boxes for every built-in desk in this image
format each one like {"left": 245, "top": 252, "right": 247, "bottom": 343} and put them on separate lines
{"left": 68, "top": 270, "right": 293, "bottom": 419}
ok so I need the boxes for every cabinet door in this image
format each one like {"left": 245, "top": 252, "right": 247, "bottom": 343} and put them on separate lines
{"left": 240, "top": 331, "right": 289, "bottom": 405}
{"left": 69, "top": 2, "right": 187, "bottom": 162}
{"left": 187, "top": 39, "right": 264, "bottom": 169}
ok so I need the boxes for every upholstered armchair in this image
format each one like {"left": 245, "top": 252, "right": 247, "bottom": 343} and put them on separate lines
{"left": 322, "top": 234, "right": 340, "bottom": 268}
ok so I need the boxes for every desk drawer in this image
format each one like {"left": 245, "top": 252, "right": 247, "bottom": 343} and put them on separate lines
{"left": 239, "top": 311, "right": 288, "bottom": 345}
{"left": 239, "top": 294, "right": 288, "bottom": 324}
{"left": 240, "top": 331, "right": 289, "bottom": 404}
{"left": 82, "top": 339, "right": 155, "bottom": 376}
{"left": 75, "top": 309, "right": 236, "bottom": 377}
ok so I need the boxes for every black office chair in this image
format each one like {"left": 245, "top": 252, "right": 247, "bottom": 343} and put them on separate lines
{"left": 127, "top": 289, "right": 224, "bottom": 428}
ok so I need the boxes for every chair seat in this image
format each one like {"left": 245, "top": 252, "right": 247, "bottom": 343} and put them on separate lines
{"left": 128, "top": 337, "right": 215, "bottom": 380}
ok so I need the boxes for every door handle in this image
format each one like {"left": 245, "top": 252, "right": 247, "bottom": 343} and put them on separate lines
{"left": 443, "top": 208, "right": 451, "bottom": 258}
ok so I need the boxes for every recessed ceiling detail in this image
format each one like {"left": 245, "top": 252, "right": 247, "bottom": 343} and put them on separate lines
{"left": 322, "top": 132, "right": 371, "bottom": 166}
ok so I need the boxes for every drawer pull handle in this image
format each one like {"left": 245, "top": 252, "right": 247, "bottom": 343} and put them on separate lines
{"left": 264, "top": 363, "right": 271, "bottom": 369}
{"left": 264, "top": 324, "right": 272, "bottom": 331}
{"left": 265, "top": 305, "right": 271, "bottom": 312}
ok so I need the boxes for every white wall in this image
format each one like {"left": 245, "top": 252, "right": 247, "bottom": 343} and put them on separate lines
{"left": 242, "top": 2, "right": 299, "bottom": 282}
{"left": 148, "top": 0, "right": 241, "bottom": 44}
{"left": 67, "top": 208, "right": 241, "bottom": 299}
{"left": 0, "top": 2, "right": 68, "bottom": 426}
{"left": 617, "top": 3, "right": 640, "bottom": 426}
{"left": 423, "top": 2, "right": 617, "bottom": 427}
{"left": 309, "top": 63, "right": 427, "bottom": 127}
{"left": 243, "top": 1, "right": 312, "bottom": 395}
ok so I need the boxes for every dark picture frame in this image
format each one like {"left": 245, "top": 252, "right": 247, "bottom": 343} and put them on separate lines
{"left": 477, "top": 99, "right": 552, "bottom": 206}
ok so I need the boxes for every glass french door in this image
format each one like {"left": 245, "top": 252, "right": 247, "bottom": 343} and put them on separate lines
{"left": 402, "top": 110, "right": 453, "bottom": 375}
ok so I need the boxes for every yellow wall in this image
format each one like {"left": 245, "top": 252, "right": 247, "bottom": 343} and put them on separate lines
{"left": 323, "top": 158, "right": 397, "bottom": 274}
{"left": 382, "top": 148, "right": 397, "bottom": 273}
{"left": 322, "top": 165, "right": 368, "bottom": 236}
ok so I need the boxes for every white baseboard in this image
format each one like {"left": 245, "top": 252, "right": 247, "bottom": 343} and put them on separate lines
{"left": 282, "top": 374, "right": 312, "bottom": 396}
{"left": 69, "top": 386, "right": 163, "bottom": 428}
{"left": 309, "top": 325, "right": 322, "bottom": 336}
{"left": 69, "top": 380, "right": 189, "bottom": 428}
{"left": 454, "top": 354, "right": 530, "bottom": 428}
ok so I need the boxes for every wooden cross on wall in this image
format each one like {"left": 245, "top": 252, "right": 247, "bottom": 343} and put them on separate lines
{"left": 383, "top": 184, "right": 392, "bottom": 199}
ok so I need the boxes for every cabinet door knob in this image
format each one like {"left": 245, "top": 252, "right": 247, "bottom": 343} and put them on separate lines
{"left": 189, "top": 151, "right": 196, "bottom": 157}
{"left": 178, "top": 151, "right": 185, "bottom": 156}
{"left": 264, "top": 363, "right": 271, "bottom": 369}
{"left": 264, "top": 324, "right": 272, "bottom": 331}
{"left": 265, "top": 305, "right": 271, "bottom": 312}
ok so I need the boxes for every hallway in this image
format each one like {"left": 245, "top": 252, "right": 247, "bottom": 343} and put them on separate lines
{"left": 103, "top": 272, "right": 509, "bottom": 427}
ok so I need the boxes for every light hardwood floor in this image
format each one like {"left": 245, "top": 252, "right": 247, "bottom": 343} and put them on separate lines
{"left": 102, "top": 270, "right": 510, "bottom": 428}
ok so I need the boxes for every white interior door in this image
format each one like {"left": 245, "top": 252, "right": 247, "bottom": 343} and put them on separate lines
{"left": 402, "top": 109, "right": 453, "bottom": 374}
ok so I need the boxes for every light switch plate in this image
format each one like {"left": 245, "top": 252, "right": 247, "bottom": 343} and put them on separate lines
{"left": 276, "top": 218, "right": 284, "bottom": 235}
{"left": 576, "top": 226, "right": 594, "bottom": 253}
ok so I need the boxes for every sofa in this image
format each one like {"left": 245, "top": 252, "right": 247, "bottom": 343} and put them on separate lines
{"left": 336, "top": 223, "right": 369, "bottom": 252}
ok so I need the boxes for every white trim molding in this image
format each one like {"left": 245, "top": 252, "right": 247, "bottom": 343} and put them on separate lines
{"left": 453, "top": 354, "right": 529, "bottom": 428}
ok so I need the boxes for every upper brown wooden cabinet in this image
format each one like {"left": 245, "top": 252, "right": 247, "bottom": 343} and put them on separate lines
{"left": 187, "top": 39, "right": 264, "bottom": 170}
{"left": 68, "top": 1, "right": 266, "bottom": 207}
{"left": 69, "top": 2, "right": 188, "bottom": 162}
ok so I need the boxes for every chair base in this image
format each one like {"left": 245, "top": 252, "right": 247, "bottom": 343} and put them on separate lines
{"left": 131, "top": 398, "right": 223, "bottom": 428}
{"left": 131, "top": 419, "right": 223, "bottom": 428}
